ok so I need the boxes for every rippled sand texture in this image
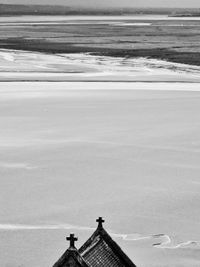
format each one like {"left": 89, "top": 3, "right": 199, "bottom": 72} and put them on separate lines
{"left": 0, "top": 82, "right": 200, "bottom": 267}
{"left": 0, "top": 49, "right": 200, "bottom": 81}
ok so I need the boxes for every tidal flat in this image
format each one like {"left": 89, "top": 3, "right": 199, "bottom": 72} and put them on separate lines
{"left": 1, "top": 15, "right": 200, "bottom": 65}
{"left": 1, "top": 15, "right": 200, "bottom": 267}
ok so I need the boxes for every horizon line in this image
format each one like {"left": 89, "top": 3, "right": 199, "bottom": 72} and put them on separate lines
{"left": 0, "top": 4, "right": 199, "bottom": 9}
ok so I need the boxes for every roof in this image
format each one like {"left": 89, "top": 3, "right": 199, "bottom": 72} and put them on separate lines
{"left": 53, "top": 234, "right": 90, "bottom": 267}
{"left": 52, "top": 218, "right": 137, "bottom": 267}
{"left": 79, "top": 217, "right": 137, "bottom": 267}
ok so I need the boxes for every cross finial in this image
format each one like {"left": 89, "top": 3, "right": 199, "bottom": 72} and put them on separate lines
{"left": 66, "top": 233, "right": 78, "bottom": 248}
{"left": 96, "top": 217, "right": 105, "bottom": 228}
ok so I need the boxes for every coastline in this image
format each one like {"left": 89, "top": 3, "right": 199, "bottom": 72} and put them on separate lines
{"left": 0, "top": 49, "right": 199, "bottom": 82}
{"left": 1, "top": 41, "right": 200, "bottom": 67}
{"left": 1, "top": 14, "right": 200, "bottom": 67}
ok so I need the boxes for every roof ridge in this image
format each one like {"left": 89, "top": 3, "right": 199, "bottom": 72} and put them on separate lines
{"left": 79, "top": 226, "right": 137, "bottom": 267}
{"left": 53, "top": 246, "right": 90, "bottom": 267}
{"left": 79, "top": 227, "right": 102, "bottom": 254}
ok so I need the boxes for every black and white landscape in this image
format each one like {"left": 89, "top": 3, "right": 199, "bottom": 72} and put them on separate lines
{"left": 0, "top": 2, "right": 200, "bottom": 267}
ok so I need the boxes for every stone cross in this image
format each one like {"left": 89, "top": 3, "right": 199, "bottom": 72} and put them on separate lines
{"left": 96, "top": 217, "right": 105, "bottom": 228}
{"left": 66, "top": 234, "right": 78, "bottom": 248}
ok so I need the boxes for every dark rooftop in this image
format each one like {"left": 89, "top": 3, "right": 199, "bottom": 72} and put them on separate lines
{"left": 79, "top": 217, "right": 136, "bottom": 267}
{"left": 53, "top": 217, "right": 137, "bottom": 267}
{"left": 53, "top": 234, "right": 89, "bottom": 267}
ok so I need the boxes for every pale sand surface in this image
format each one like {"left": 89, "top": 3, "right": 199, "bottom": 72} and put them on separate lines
{"left": 0, "top": 82, "right": 200, "bottom": 266}
{"left": 2, "top": 15, "right": 200, "bottom": 23}
{"left": 0, "top": 50, "right": 200, "bottom": 82}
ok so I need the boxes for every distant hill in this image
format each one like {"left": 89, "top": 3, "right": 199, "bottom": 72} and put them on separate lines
{"left": 169, "top": 10, "right": 200, "bottom": 17}
{"left": 0, "top": 4, "right": 73, "bottom": 15}
{"left": 0, "top": 4, "right": 198, "bottom": 16}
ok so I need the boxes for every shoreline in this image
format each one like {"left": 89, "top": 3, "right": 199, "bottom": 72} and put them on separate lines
{"left": 0, "top": 49, "right": 199, "bottom": 82}
{"left": 1, "top": 41, "right": 200, "bottom": 67}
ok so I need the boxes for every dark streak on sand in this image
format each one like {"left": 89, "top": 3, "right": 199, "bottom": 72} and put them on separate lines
{"left": 1, "top": 38, "right": 200, "bottom": 66}
{"left": 1, "top": 17, "right": 200, "bottom": 66}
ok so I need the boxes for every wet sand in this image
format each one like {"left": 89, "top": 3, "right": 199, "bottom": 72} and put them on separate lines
{"left": 0, "top": 49, "right": 200, "bottom": 82}
{"left": 1, "top": 15, "right": 200, "bottom": 66}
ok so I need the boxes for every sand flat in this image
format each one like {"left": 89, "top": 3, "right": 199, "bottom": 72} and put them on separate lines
{"left": 0, "top": 50, "right": 200, "bottom": 82}
{"left": 0, "top": 82, "right": 200, "bottom": 266}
